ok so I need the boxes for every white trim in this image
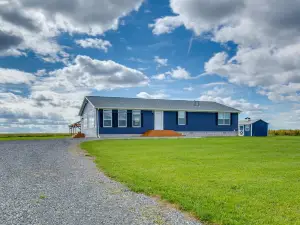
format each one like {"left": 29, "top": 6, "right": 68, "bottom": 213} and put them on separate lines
{"left": 178, "top": 111, "right": 186, "bottom": 125}
{"left": 218, "top": 112, "right": 231, "bottom": 126}
{"left": 95, "top": 107, "right": 240, "bottom": 113}
{"left": 132, "top": 110, "right": 141, "bottom": 128}
{"left": 103, "top": 109, "right": 112, "bottom": 128}
{"left": 85, "top": 97, "right": 96, "bottom": 108}
{"left": 96, "top": 108, "right": 100, "bottom": 138}
{"left": 118, "top": 109, "right": 127, "bottom": 128}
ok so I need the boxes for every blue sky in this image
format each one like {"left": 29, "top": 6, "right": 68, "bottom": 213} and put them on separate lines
{"left": 1, "top": 0, "right": 300, "bottom": 132}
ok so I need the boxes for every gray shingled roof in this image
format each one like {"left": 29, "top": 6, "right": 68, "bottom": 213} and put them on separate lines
{"left": 239, "top": 119, "right": 259, "bottom": 125}
{"left": 239, "top": 119, "right": 268, "bottom": 125}
{"left": 79, "top": 96, "right": 241, "bottom": 115}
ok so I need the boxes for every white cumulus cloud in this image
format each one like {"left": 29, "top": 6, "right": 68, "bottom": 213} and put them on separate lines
{"left": 154, "top": 56, "right": 168, "bottom": 67}
{"left": 0, "top": 0, "right": 143, "bottom": 60}
{"left": 149, "top": 16, "right": 183, "bottom": 35}
{"left": 136, "top": 91, "right": 169, "bottom": 99}
{"left": 75, "top": 38, "right": 112, "bottom": 52}
{"left": 0, "top": 68, "right": 35, "bottom": 84}
{"left": 166, "top": 66, "right": 190, "bottom": 80}
{"left": 0, "top": 55, "right": 150, "bottom": 132}
{"left": 151, "top": 0, "right": 300, "bottom": 104}
{"left": 152, "top": 73, "right": 166, "bottom": 80}
{"left": 44, "top": 55, "right": 149, "bottom": 91}
{"left": 152, "top": 67, "right": 191, "bottom": 81}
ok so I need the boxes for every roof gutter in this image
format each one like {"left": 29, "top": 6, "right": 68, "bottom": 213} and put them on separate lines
{"left": 95, "top": 107, "right": 241, "bottom": 113}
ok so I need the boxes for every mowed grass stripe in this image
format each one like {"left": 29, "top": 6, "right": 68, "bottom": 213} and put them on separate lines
{"left": 81, "top": 137, "right": 300, "bottom": 225}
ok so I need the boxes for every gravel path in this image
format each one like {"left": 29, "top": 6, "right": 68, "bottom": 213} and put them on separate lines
{"left": 0, "top": 139, "right": 201, "bottom": 225}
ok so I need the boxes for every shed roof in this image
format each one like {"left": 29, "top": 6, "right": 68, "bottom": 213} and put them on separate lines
{"left": 79, "top": 96, "right": 241, "bottom": 115}
{"left": 239, "top": 119, "right": 268, "bottom": 125}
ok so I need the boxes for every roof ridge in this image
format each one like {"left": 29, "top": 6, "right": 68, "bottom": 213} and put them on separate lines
{"left": 86, "top": 96, "right": 217, "bottom": 103}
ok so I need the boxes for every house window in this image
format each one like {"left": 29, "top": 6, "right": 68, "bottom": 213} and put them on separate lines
{"left": 118, "top": 110, "right": 127, "bottom": 127}
{"left": 218, "top": 112, "right": 231, "bottom": 125}
{"left": 132, "top": 110, "right": 141, "bottom": 127}
{"left": 178, "top": 111, "right": 186, "bottom": 125}
{"left": 103, "top": 109, "right": 112, "bottom": 127}
{"left": 88, "top": 109, "right": 95, "bottom": 128}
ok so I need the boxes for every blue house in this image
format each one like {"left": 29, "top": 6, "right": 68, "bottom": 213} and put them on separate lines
{"left": 78, "top": 96, "right": 241, "bottom": 138}
{"left": 238, "top": 118, "right": 269, "bottom": 137}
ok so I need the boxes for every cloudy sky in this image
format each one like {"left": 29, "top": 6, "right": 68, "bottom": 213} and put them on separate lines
{"left": 1, "top": 0, "right": 300, "bottom": 132}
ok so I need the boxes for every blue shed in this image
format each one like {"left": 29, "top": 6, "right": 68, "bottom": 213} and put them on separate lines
{"left": 238, "top": 118, "right": 268, "bottom": 137}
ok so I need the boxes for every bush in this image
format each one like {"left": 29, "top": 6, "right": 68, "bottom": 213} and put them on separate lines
{"left": 269, "top": 130, "right": 300, "bottom": 136}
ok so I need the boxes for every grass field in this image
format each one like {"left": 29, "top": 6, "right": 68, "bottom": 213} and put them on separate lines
{"left": 0, "top": 133, "right": 71, "bottom": 141}
{"left": 81, "top": 137, "right": 300, "bottom": 225}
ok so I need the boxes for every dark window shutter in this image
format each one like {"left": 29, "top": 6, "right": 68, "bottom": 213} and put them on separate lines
{"left": 99, "top": 109, "right": 103, "bottom": 127}
{"left": 112, "top": 110, "right": 118, "bottom": 127}
{"left": 230, "top": 113, "right": 233, "bottom": 126}
{"left": 186, "top": 112, "right": 188, "bottom": 125}
{"left": 141, "top": 111, "right": 143, "bottom": 127}
{"left": 176, "top": 111, "right": 178, "bottom": 125}
{"left": 216, "top": 113, "right": 218, "bottom": 125}
{"left": 127, "top": 110, "right": 132, "bottom": 128}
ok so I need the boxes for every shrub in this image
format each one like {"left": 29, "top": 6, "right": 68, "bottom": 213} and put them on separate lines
{"left": 269, "top": 130, "right": 300, "bottom": 136}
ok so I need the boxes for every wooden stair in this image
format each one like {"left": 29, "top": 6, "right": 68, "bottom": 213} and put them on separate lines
{"left": 72, "top": 132, "right": 85, "bottom": 138}
{"left": 141, "top": 130, "right": 183, "bottom": 137}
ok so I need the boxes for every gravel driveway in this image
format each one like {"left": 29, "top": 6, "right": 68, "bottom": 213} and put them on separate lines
{"left": 0, "top": 139, "right": 201, "bottom": 225}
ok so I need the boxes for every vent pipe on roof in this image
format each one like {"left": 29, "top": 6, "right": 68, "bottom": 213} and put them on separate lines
{"left": 245, "top": 117, "right": 251, "bottom": 121}
{"left": 194, "top": 101, "right": 200, "bottom": 107}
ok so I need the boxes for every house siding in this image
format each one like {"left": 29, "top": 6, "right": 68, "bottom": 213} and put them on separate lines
{"left": 97, "top": 109, "right": 238, "bottom": 135}
{"left": 98, "top": 109, "right": 154, "bottom": 134}
{"left": 164, "top": 111, "right": 238, "bottom": 132}
{"left": 81, "top": 101, "right": 97, "bottom": 137}
{"left": 252, "top": 120, "right": 268, "bottom": 136}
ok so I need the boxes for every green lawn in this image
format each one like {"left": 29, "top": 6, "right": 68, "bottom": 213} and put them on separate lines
{"left": 81, "top": 137, "right": 300, "bottom": 225}
{"left": 0, "top": 133, "right": 71, "bottom": 141}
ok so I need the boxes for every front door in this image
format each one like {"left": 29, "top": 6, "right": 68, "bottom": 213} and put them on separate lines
{"left": 154, "top": 111, "right": 164, "bottom": 130}
{"left": 244, "top": 124, "right": 252, "bottom": 136}
{"left": 238, "top": 125, "right": 244, "bottom": 136}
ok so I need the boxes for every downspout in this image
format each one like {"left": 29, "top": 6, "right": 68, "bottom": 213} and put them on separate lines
{"left": 96, "top": 108, "right": 100, "bottom": 138}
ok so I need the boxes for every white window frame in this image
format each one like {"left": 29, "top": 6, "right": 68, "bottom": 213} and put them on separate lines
{"left": 118, "top": 110, "right": 127, "bottom": 128}
{"left": 178, "top": 111, "right": 186, "bottom": 125}
{"left": 103, "top": 109, "right": 112, "bottom": 128}
{"left": 132, "top": 110, "right": 141, "bottom": 128}
{"left": 218, "top": 112, "right": 231, "bottom": 125}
